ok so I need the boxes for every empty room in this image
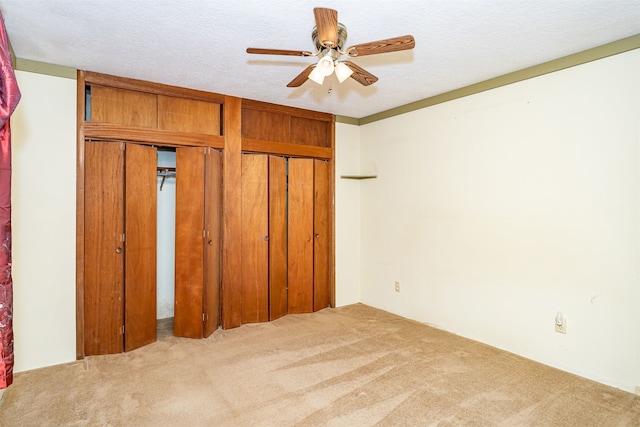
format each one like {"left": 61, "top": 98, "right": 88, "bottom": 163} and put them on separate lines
{"left": 1, "top": 1, "right": 640, "bottom": 425}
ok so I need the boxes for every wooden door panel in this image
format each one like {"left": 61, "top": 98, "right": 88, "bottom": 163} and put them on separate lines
{"left": 124, "top": 143, "right": 158, "bottom": 351}
{"left": 287, "top": 158, "right": 314, "bottom": 314}
{"left": 91, "top": 86, "right": 158, "bottom": 128}
{"left": 84, "top": 141, "right": 124, "bottom": 355}
{"left": 158, "top": 95, "right": 221, "bottom": 135}
{"left": 241, "top": 154, "right": 269, "bottom": 323}
{"left": 269, "top": 156, "right": 288, "bottom": 320}
{"left": 313, "top": 160, "right": 330, "bottom": 311}
{"left": 175, "top": 147, "right": 205, "bottom": 338}
{"left": 203, "top": 148, "right": 222, "bottom": 337}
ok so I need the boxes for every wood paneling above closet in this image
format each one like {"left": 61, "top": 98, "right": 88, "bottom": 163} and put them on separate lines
{"left": 158, "top": 95, "right": 220, "bottom": 135}
{"left": 90, "top": 85, "right": 221, "bottom": 136}
{"left": 91, "top": 86, "right": 158, "bottom": 128}
{"left": 241, "top": 99, "right": 332, "bottom": 148}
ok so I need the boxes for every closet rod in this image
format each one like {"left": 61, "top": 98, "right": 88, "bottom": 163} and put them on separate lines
{"left": 157, "top": 167, "right": 176, "bottom": 191}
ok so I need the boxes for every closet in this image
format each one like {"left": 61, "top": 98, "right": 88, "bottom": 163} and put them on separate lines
{"left": 80, "top": 75, "right": 223, "bottom": 356}
{"left": 77, "top": 71, "right": 335, "bottom": 358}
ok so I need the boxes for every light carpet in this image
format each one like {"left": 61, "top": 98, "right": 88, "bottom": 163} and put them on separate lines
{"left": 1, "top": 303, "right": 639, "bottom": 426}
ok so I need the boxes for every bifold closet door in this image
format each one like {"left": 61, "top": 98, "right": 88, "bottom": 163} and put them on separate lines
{"left": 84, "top": 141, "right": 125, "bottom": 355}
{"left": 288, "top": 158, "right": 331, "bottom": 314}
{"left": 124, "top": 143, "right": 157, "bottom": 351}
{"left": 240, "top": 154, "right": 288, "bottom": 323}
{"left": 84, "top": 141, "right": 157, "bottom": 355}
{"left": 287, "top": 158, "right": 314, "bottom": 314}
{"left": 269, "top": 156, "right": 288, "bottom": 321}
{"left": 175, "top": 147, "right": 221, "bottom": 338}
{"left": 203, "top": 148, "right": 222, "bottom": 337}
{"left": 313, "top": 159, "right": 330, "bottom": 311}
{"left": 241, "top": 154, "right": 269, "bottom": 323}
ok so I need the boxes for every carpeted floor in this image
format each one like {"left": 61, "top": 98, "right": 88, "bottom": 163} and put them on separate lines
{"left": 1, "top": 303, "right": 639, "bottom": 426}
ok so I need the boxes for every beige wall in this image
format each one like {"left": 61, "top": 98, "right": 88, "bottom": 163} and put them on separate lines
{"left": 358, "top": 48, "right": 640, "bottom": 393}
{"left": 334, "top": 123, "right": 362, "bottom": 307}
{"left": 12, "top": 70, "right": 77, "bottom": 372}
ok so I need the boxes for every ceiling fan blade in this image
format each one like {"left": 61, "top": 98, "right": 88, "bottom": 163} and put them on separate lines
{"left": 346, "top": 35, "right": 416, "bottom": 57}
{"left": 247, "top": 48, "right": 313, "bottom": 56}
{"left": 313, "top": 7, "right": 338, "bottom": 48}
{"left": 287, "top": 64, "right": 316, "bottom": 87}
{"left": 343, "top": 61, "right": 378, "bottom": 86}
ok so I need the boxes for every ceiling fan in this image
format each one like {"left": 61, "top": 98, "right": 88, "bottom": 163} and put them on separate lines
{"left": 246, "top": 7, "right": 416, "bottom": 87}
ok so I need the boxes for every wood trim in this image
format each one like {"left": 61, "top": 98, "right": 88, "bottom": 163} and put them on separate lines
{"left": 84, "top": 71, "right": 225, "bottom": 104}
{"left": 360, "top": 34, "right": 640, "bottom": 125}
{"left": 221, "top": 96, "right": 243, "bottom": 329}
{"left": 15, "top": 58, "right": 77, "bottom": 79}
{"left": 84, "top": 123, "right": 224, "bottom": 148}
{"left": 241, "top": 98, "right": 332, "bottom": 122}
{"left": 242, "top": 138, "right": 332, "bottom": 159}
{"left": 76, "top": 70, "right": 86, "bottom": 360}
{"left": 328, "top": 117, "right": 336, "bottom": 308}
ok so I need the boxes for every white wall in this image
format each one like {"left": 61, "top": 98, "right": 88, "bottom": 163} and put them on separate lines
{"left": 12, "top": 70, "right": 77, "bottom": 372}
{"left": 358, "top": 49, "right": 640, "bottom": 393}
{"left": 334, "top": 122, "right": 361, "bottom": 307}
{"left": 157, "top": 150, "right": 176, "bottom": 319}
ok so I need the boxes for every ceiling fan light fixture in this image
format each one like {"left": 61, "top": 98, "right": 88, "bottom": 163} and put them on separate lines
{"left": 246, "top": 8, "right": 414, "bottom": 89}
{"left": 334, "top": 61, "right": 353, "bottom": 83}
{"left": 308, "top": 66, "right": 325, "bottom": 85}
{"left": 316, "top": 53, "right": 335, "bottom": 76}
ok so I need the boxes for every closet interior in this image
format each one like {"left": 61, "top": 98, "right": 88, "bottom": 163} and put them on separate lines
{"left": 77, "top": 71, "right": 335, "bottom": 358}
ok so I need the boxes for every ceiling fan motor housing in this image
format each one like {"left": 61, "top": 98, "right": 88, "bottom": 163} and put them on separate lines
{"left": 312, "top": 22, "right": 348, "bottom": 54}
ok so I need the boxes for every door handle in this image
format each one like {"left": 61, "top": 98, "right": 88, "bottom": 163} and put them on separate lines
{"left": 208, "top": 240, "right": 213, "bottom": 245}
{"left": 115, "top": 247, "right": 122, "bottom": 254}
{"left": 263, "top": 235, "right": 269, "bottom": 241}
{"left": 314, "top": 234, "right": 320, "bottom": 239}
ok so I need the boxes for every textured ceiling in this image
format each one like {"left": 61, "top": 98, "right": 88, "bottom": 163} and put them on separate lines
{"left": 2, "top": 0, "right": 640, "bottom": 119}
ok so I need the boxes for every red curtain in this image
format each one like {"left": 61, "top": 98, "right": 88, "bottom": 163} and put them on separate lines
{"left": 0, "top": 12, "right": 21, "bottom": 390}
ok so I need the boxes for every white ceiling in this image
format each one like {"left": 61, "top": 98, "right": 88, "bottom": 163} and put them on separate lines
{"left": 2, "top": 0, "right": 640, "bottom": 119}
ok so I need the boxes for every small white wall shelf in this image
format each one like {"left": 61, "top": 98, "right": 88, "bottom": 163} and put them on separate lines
{"left": 340, "top": 175, "right": 377, "bottom": 180}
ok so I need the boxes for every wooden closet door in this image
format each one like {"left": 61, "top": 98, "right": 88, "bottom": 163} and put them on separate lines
{"left": 313, "top": 159, "right": 330, "bottom": 311}
{"left": 287, "top": 158, "right": 314, "bottom": 314}
{"left": 269, "top": 156, "right": 288, "bottom": 320}
{"left": 84, "top": 141, "right": 124, "bottom": 355}
{"left": 174, "top": 147, "right": 205, "bottom": 338}
{"left": 241, "top": 154, "right": 269, "bottom": 323}
{"left": 203, "top": 148, "right": 222, "bottom": 337}
{"left": 124, "top": 143, "right": 158, "bottom": 351}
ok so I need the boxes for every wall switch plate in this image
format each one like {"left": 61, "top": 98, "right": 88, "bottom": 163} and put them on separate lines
{"left": 394, "top": 281, "right": 400, "bottom": 292}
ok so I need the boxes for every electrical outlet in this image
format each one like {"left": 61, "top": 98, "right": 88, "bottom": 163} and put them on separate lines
{"left": 555, "top": 317, "right": 566, "bottom": 334}
{"left": 394, "top": 281, "right": 400, "bottom": 292}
